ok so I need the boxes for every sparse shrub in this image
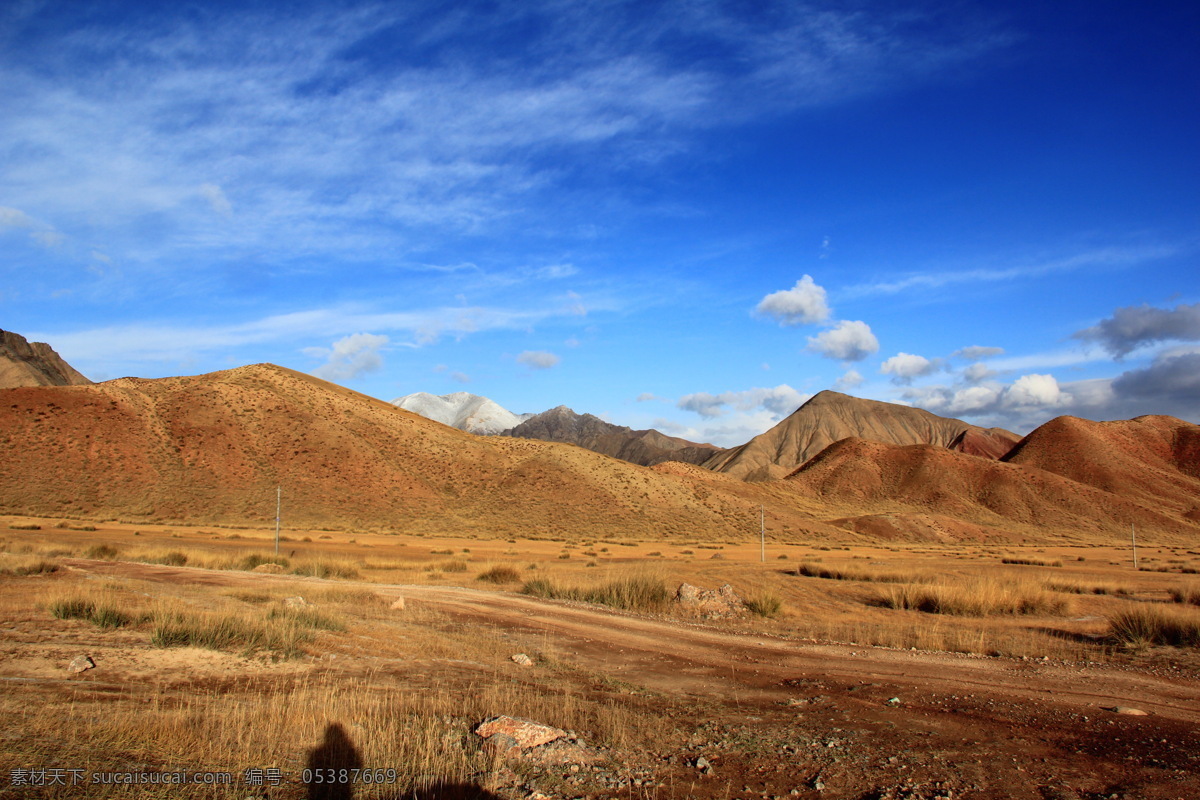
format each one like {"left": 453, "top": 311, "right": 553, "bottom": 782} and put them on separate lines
{"left": 8, "top": 523, "right": 41, "bottom": 530}
{"left": 1001, "top": 557, "right": 1063, "bottom": 568}
{"left": 50, "top": 594, "right": 130, "bottom": 628}
{"left": 477, "top": 565, "right": 522, "bottom": 584}
{"left": 1110, "top": 605, "right": 1200, "bottom": 648}
{"left": 795, "top": 562, "right": 928, "bottom": 584}
{"left": 291, "top": 560, "right": 361, "bottom": 580}
{"left": 746, "top": 591, "right": 784, "bottom": 618}
{"left": 520, "top": 576, "right": 669, "bottom": 612}
{"left": 430, "top": 549, "right": 453, "bottom": 555}
{"left": 878, "top": 578, "right": 1070, "bottom": 617}
{"left": 237, "top": 553, "right": 289, "bottom": 571}
{"left": 1169, "top": 585, "right": 1200, "bottom": 606}
{"left": 85, "top": 544, "right": 120, "bottom": 560}
{"left": 0, "top": 557, "right": 57, "bottom": 576}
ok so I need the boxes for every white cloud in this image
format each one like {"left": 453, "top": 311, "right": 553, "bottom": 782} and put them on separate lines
{"left": 450, "top": 371, "right": 470, "bottom": 384}
{"left": 755, "top": 275, "right": 830, "bottom": 326}
{"left": 517, "top": 350, "right": 560, "bottom": 369}
{"left": 844, "top": 246, "right": 1179, "bottom": 298}
{"left": 880, "top": 352, "right": 940, "bottom": 384}
{"left": 677, "top": 384, "right": 807, "bottom": 419}
{"left": 962, "top": 362, "right": 996, "bottom": 383}
{"left": 1001, "top": 374, "right": 1071, "bottom": 408}
{"left": 636, "top": 392, "right": 660, "bottom": 402}
{"left": 834, "top": 369, "right": 864, "bottom": 391}
{"left": 309, "top": 332, "right": 388, "bottom": 381}
{"left": 806, "top": 320, "right": 879, "bottom": 362}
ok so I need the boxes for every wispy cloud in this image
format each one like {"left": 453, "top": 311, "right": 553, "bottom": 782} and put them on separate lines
{"left": 0, "top": 2, "right": 1009, "bottom": 278}
{"left": 842, "top": 245, "right": 1180, "bottom": 299}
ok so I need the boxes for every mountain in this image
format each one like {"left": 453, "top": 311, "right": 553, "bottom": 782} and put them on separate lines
{"left": 0, "top": 364, "right": 836, "bottom": 539}
{"left": 1001, "top": 415, "right": 1200, "bottom": 515}
{"left": 505, "top": 405, "right": 723, "bottom": 467}
{"left": 702, "top": 390, "right": 1019, "bottom": 481}
{"left": 783, "top": 430, "right": 1200, "bottom": 541}
{"left": 391, "top": 391, "right": 531, "bottom": 435}
{"left": 0, "top": 329, "right": 92, "bottom": 389}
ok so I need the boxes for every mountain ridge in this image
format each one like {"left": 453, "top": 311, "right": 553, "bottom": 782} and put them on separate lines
{"left": 703, "top": 390, "right": 1021, "bottom": 481}
{"left": 0, "top": 329, "right": 92, "bottom": 389}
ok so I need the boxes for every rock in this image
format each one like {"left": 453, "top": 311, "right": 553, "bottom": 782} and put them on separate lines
{"left": 673, "top": 583, "right": 747, "bottom": 618}
{"left": 511, "top": 653, "right": 534, "bottom": 666}
{"left": 252, "top": 563, "right": 284, "bottom": 573}
{"left": 283, "top": 596, "right": 310, "bottom": 608}
{"left": 482, "top": 733, "right": 520, "bottom": 758}
{"left": 67, "top": 655, "right": 94, "bottom": 673}
{"left": 475, "top": 716, "right": 567, "bottom": 750}
{"left": 694, "top": 756, "right": 713, "bottom": 774}
{"left": 1107, "top": 706, "right": 1149, "bottom": 716}
{"left": 390, "top": 597, "right": 406, "bottom": 610}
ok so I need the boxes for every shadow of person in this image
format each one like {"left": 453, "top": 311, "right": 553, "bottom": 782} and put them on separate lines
{"left": 306, "top": 722, "right": 364, "bottom": 800}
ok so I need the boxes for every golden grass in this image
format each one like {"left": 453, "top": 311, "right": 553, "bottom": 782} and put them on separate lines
{"left": 1109, "top": 604, "right": 1200, "bottom": 648}
{"left": 794, "top": 561, "right": 933, "bottom": 584}
{"left": 0, "top": 553, "right": 58, "bottom": 576}
{"left": 1169, "top": 584, "right": 1200, "bottom": 606}
{"left": 476, "top": 564, "right": 522, "bottom": 584}
{"left": 877, "top": 577, "right": 1072, "bottom": 617}
{"left": 522, "top": 574, "right": 670, "bottom": 612}
{"left": 148, "top": 598, "right": 342, "bottom": 657}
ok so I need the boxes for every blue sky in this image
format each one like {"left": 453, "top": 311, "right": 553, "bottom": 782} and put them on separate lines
{"left": 3, "top": 0, "right": 1198, "bottom": 446}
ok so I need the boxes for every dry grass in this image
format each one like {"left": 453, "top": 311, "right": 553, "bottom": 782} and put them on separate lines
{"left": 0, "top": 553, "right": 58, "bottom": 576}
{"left": 1109, "top": 605, "right": 1200, "bottom": 648}
{"left": 1169, "top": 584, "right": 1200, "bottom": 607}
{"left": 794, "top": 561, "right": 932, "bottom": 584}
{"left": 522, "top": 575, "right": 670, "bottom": 612}
{"left": 48, "top": 590, "right": 134, "bottom": 629}
{"left": 1001, "top": 557, "right": 1063, "bottom": 567}
{"left": 744, "top": 590, "right": 784, "bottom": 618}
{"left": 1046, "top": 578, "right": 1132, "bottom": 596}
{"left": 877, "top": 577, "right": 1072, "bottom": 617}
{"left": 476, "top": 564, "right": 523, "bottom": 584}
{"left": 149, "top": 598, "right": 342, "bottom": 657}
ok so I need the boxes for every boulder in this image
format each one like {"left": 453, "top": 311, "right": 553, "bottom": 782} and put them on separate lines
{"left": 67, "top": 655, "right": 95, "bottom": 673}
{"left": 475, "top": 716, "right": 566, "bottom": 751}
{"left": 673, "top": 583, "right": 747, "bottom": 618}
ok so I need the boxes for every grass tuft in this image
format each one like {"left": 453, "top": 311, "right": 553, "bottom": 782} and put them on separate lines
{"left": 1109, "top": 605, "right": 1200, "bottom": 648}
{"left": 521, "top": 576, "right": 669, "bottom": 612}
{"left": 476, "top": 565, "right": 522, "bottom": 584}
{"left": 745, "top": 590, "right": 784, "bottom": 618}
{"left": 878, "top": 578, "right": 1071, "bottom": 616}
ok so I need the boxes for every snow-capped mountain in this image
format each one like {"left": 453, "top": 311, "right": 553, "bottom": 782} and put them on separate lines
{"left": 390, "top": 391, "right": 532, "bottom": 435}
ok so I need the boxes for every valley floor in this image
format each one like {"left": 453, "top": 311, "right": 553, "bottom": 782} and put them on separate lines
{"left": 1, "top": 520, "right": 1198, "bottom": 799}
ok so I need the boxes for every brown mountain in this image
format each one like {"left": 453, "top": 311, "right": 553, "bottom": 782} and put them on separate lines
{"left": 0, "top": 329, "right": 91, "bottom": 389}
{"left": 702, "top": 390, "right": 1018, "bottom": 481}
{"left": 784, "top": 430, "right": 1200, "bottom": 542}
{"left": 1001, "top": 415, "right": 1200, "bottom": 515}
{"left": 505, "top": 405, "right": 723, "bottom": 467}
{"left": 0, "top": 364, "right": 830, "bottom": 539}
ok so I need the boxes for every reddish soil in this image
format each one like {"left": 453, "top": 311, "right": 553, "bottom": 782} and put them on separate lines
{"left": 65, "top": 559, "right": 1200, "bottom": 800}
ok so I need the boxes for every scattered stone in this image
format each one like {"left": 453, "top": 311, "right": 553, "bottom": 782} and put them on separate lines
{"left": 67, "top": 655, "right": 94, "bottom": 673}
{"left": 673, "top": 583, "right": 747, "bottom": 617}
{"left": 475, "top": 716, "right": 567, "bottom": 750}
{"left": 1107, "top": 706, "right": 1149, "bottom": 716}
{"left": 252, "top": 563, "right": 284, "bottom": 573}
{"left": 511, "top": 653, "right": 534, "bottom": 666}
{"left": 693, "top": 756, "right": 713, "bottom": 775}
{"left": 887, "top": 697, "right": 901, "bottom": 706}
{"left": 390, "top": 596, "right": 406, "bottom": 610}
{"left": 482, "top": 733, "right": 520, "bottom": 758}
{"left": 283, "top": 596, "right": 311, "bottom": 609}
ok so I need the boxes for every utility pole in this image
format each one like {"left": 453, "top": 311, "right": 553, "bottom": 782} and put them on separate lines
{"left": 760, "top": 505, "right": 765, "bottom": 563}
{"left": 275, "top": 486, "right": 281, "bottom": 556}
{"left": 1131, "top": 522, "right": 1137, "bottom": 570}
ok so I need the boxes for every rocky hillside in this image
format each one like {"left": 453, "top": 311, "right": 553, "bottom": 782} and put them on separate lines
{"left": 505, "top": 405, "right": 723, "bottom": 467}
{"left": 0, "top": 364, "right": 833, "bottom": 538}
{"left": 703, "top": 390, "right": 1019, "bottom": 481}
{"left": 0, "top": 329, "right": 91, "bottom": 389}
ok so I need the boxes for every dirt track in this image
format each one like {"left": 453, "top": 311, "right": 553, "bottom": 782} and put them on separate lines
{"left": 63, "top": 559, "right": 1200, "bottom": 799}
